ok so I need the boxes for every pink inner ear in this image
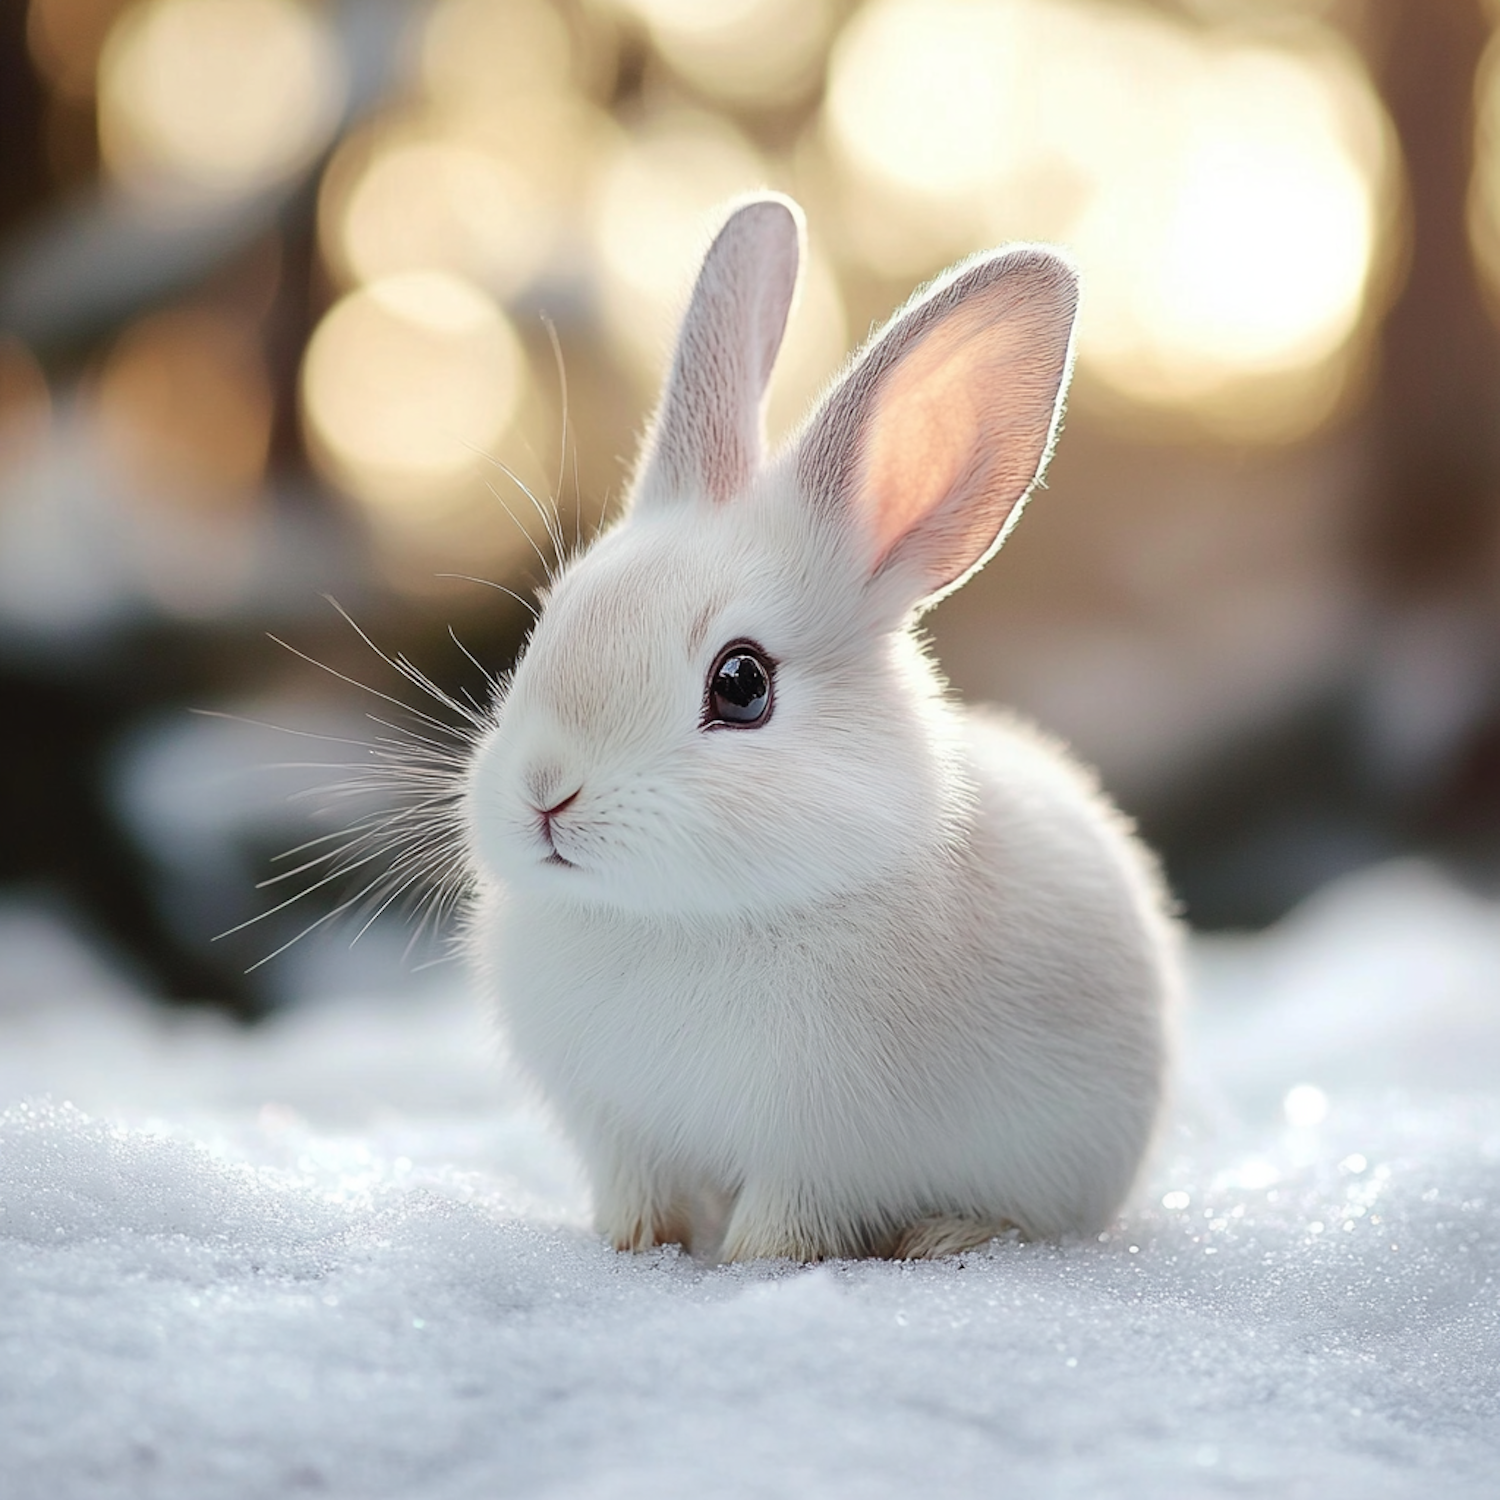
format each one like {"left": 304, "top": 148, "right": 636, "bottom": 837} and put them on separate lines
{"left": 857, "top": 301, "right": 1055, "bottom": 577}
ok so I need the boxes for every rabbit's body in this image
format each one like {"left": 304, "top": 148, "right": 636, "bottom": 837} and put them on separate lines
{"left": 476, "top": 705, "right": 1171, "bottom": 1260}
{"left": 463, "top": 196, "right": 1182, "bottom": 1260}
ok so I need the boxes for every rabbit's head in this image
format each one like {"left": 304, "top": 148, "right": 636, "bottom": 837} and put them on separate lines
{"left": 465, "top": 195, "right": 1077, "bottom": 918}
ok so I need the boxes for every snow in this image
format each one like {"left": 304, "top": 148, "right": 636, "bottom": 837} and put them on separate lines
{"left": 2, "top": 861, "right": 1498, "bottom": 1498}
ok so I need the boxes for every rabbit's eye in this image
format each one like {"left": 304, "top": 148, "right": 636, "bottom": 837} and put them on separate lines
{"left": 705, "top": 643, "right": 774, "bottom": 728}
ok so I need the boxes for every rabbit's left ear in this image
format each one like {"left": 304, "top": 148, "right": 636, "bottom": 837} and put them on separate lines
{"left": 631, "top": 194, "right": 804, "bottom": 512}
{"left": 797, "top": 246, "right": 1078, "bottom": 610}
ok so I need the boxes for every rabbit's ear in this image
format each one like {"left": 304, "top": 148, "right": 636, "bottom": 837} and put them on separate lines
{"left": 797, "top": 246, "right": 1077, "bottom": 609}
{"left": 631, "top": 195, "right": 804, "bottom": 512}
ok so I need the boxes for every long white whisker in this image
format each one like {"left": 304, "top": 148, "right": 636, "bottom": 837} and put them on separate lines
{"left": 448, "top": 626, "right": 498, "bottom": 698}
{"left": 434, "top": 573, "right": 538, "bottom": 618}
{"left": 358, "top": 712, "right": 471, "bottom": 755}
{"left": 224, "top": 844, "right": 395, "bottom": 931}
{"left": 227, "top": 607, "right": 481, "bottom": 972}
{"left": 257, "top": 812, "right": 447, "bottom": 887}
{"left": 545, "top": 316, "right": 585, "bottom": 566}
{"left": 267, "top": 634, "right": 463, "bottom": 741}
{"left": 571, "top": 434, "right": 584, "bottom": 564}
{"left": 243, "top": 887, "right": 379, "bottom": 972}
{"left": 348, "top": 855, "right": 451, "bottom": 945}
{"left": 404, "top": 857, "right": 471, "bottom": 961}
{"left": 480, "top": 474, "right": 557, "bottom": 584}
{"left": 322, "top": 597, "right": 482, "bottom": 727}
{"left": 486, "top": 445, "right": 566, "bottom": 567}
{"left": 189, "top": 708, "right": 394, "bottom": 752}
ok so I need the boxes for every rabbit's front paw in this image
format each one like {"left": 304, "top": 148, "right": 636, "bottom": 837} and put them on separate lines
{"left": 601, "top": 1205, "right": 690, "bottom": 1253}
{"left": 592, "top": 1152, "right": 693, "bottom": 1253}
{"left": 718, "top": 1183, "right": 847, "bottom": 1263}
{"left": 893, "top": 1215, "right": 1020, "bottom": 1259}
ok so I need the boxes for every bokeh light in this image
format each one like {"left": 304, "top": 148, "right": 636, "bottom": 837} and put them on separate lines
{"left": 321, "top": 0, "right": 617, "bottom": 299}
{"left": 300, "top": 270, "right": 526, "bottom": 519}
{"left": 322, "top": 123, "right": 553, "bottom": 299}
{"left": 612, "top": 0, "right": 834, "bottom": 107}
{"left": 97, "top": 0, "right": 346, "bottom": 201}
{"left": 823, "top": 0, "right": 1393, "bottom": 440}
{"left": 827, "top": 0, "right": 1022, "bottom": 205}
{"left": 1075, "top": 42, "right": 1384, "bottom": 403}
{"left": 418, "top": 0, "right": 577, "bottom": 109}
{"left": 764, "top": 244, "right": 847, "bottom": 444}
{"left": 588, "top": 104, "right": 848, "bottom": 440}
{"left": 589, "top": 109, "right": 775, "bottom": 387}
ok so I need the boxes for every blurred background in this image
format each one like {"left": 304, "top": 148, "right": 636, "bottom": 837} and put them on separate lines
{"left": 1, "top": 0, "right": 1498, "bottom": 1019}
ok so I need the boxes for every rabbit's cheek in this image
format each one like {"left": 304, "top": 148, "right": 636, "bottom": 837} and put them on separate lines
{"left": 464, "top": 740, "right": 539, "bottom": 885}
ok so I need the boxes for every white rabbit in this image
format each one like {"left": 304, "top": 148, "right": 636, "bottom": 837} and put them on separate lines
{"left": 463, "top": 194, "right": 1181, "bottom": 1261}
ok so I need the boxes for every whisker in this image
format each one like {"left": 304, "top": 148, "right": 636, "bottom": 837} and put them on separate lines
{"left": 571, "top": 435, "right": 585, "bottom": 564}
{"left": 434, "top": 573, "right": 538, "bottom": 619}
{"left": 501, "top": 485, "right": 556, "bottom": 580}
{"left": 482, "top": 439, "right": 567, "bottom": 567}
{"left": 227, "top": 840, "right": 399, "bottom": 929}
{"left": 243, "top": 885, "right": 382, "bottom": 972}
{"left": 448, "top": 625, "right": 495, "bottom": 687}
{"left": 347, "top": 856, "right": 448, "bottom": 946}
{"left": 359, "top": 711, "right": 472, "bottom": 755}
{"left": 222, "top": 601, "right": 485, "bottom": 974}
{"left": 404, "top": 860, "right": 471, "bottom": 962}
{"left": 266, "top": 634, "right": 463, "bottom": 741}
{"left": 541, "top": 318, "right": 586, "bottom": 567}
{"left": 189, "top": 707, "right": 392, "bottom": 752}
{"left": 257, "top": 810, "right": 446, "bottom": 886}
{"left": 322, "top": 597, "right": 482, "bottom": 727}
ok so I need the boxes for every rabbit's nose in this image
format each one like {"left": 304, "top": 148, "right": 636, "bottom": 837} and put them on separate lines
{"left": 534, "top": 787, "right": 582, "bottom": 846}
{"left": 524, "top": 764, "right": 575, "bottom": 810}
{"left": 537, "top": 788, "right": 580, "bottom": 822}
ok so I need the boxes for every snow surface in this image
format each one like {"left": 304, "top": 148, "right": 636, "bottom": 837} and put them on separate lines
{"left": 2, "top": 860, "right": 1498, "bottom": 1499}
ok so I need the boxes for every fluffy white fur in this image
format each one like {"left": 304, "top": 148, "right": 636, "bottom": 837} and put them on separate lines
{"left": 463, "top": 195, "right": 1182, "bottom": 1261}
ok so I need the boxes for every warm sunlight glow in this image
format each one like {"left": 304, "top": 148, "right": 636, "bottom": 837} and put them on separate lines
{"left": 765, "top": 245, "right": 847, "bottom": 445}
{"left": 824, "top": 0, "right": 1390, "bottom": 439}
{"left": 419, "top": 0, "right": 575, "bottom": 111}
{"left": 613, "top": 0, "right": 833, "bottom": 105}
{"left": 589, "top": 111, "right": 774, "bottom": 387}
{"left": 827, "top": 0, "right": 1020, "bottom": 201}
{"left": 301, "top": 271, "right": 525, "bottom": 511}
{"left": 326, "top": 130, "right": 551, "bottom": 299}
{"left": 1078, "top": 42, "right": 1379, "bottom": 402}
{"left": 98, "top": 0, "right": 346, "bottom": 200}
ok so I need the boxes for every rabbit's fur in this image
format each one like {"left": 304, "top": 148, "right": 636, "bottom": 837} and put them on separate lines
{"left": 464, "top": 196, "right": 1181, "bottom": 1261}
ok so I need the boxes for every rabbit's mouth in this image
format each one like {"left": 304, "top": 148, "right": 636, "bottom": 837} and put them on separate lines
{"left": 535, "top": 787, "right": 582, "bottom": 869}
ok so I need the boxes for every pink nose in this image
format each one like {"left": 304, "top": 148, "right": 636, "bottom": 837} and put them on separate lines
{"left": 538, "top": 789, "right": 580, "bottom": 820}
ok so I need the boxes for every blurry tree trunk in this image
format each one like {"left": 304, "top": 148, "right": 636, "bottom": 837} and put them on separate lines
{"left": 1366, "top": 0, "right": 1500, "bottom": 601}
{"left": 1355, "top": 0, "right": 1500, "bottom": 840}
{"left": 0, "top": 7, "right": 47, "bottom": 237}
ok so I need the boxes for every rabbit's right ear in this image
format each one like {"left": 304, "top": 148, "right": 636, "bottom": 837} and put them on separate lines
{"left": 629, "top": 195, "right": 804, "bottom": 514}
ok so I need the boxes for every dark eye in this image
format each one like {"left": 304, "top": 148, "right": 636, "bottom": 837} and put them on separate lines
{"left": 704, "top": 642, "right": 774, "bottom": 728}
